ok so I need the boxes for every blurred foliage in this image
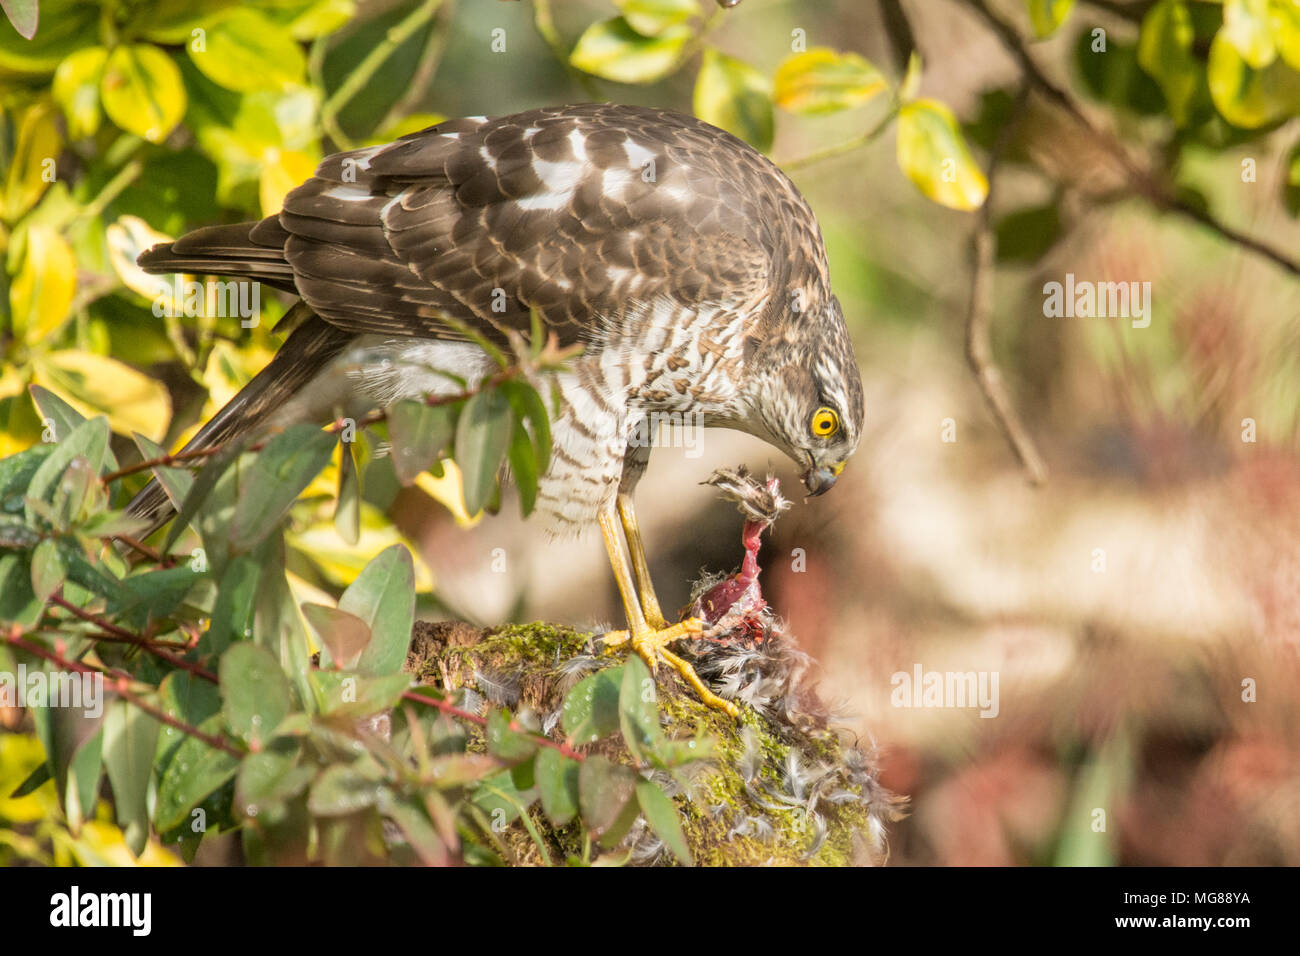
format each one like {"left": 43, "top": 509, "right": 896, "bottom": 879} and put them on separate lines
{"left": 0, "top": 0, "right": 1297, "bottom": 866}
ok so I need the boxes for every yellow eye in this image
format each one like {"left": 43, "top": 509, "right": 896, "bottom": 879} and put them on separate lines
{"left": 810, "top": 407, "right": 839, "bottom": 438}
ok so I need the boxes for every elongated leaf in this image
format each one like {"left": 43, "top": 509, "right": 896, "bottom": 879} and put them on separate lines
{"left": 387, "top": 400, "right": 454, "bottom": 484}
{"left": 1, "top": 0, "right": 38, "bottom": 39}
{"left": 334, "top": 439, "right": 360, "bottom": 545}
{"left": 303, "top": 602, "right": 371, "bottom": 670}
{"left": 619, "top": 655, "right": 662, "bottom": 764}
{"left": 534, "top": 747, "right": 580, "bottom": 826}
{"left": 29, "top": 385, "right": 86, "bottom": 446}
{"left": 2, "top": 102, "right": 62, "bottom": 223}
{"left": 229, "top": 424, "right": 337, "bottom": 551}
{"left": 506, "top": 417, "right": 539, "bottom": 516}
{"left": 454, "top": 388, "right": 512, "bottom": 516}
{"left": 220, "top": 643, "right": 291, "bottom": 745}
{"left": 636, "top": 779, "right": 692, "bottom": 865}
{"left": 34, "top": 350, "right": 172, "bottom": 442}
{"left": 154, "top": 715, "right": 238, "bottom": 832}
{"left": 9, "top": 226, "right": 75, "bottom": 345}
{"left": 131, "top": 432, "right": 193, "bottom": 512}
{"left": 561, "top": 665, "right": 623, "bottom": 744}
{"left": 501, "top": 380, "right": 551, "bottom": 477}
{"left": 25, "top": 416, "right": 110, "bottom": 526}
{"left": 102, "top": 699, "right": 161, "bottom": 857}
{"left": 774, "top": 48, "right": 887, "bottom": 115}
{"left": 340, "top": 544, "right": 414, "bottom": 677}
{"left": 896, "top": 98, "right": 988, "bottom": 211}
{"left": 30, "top": 537, "right": 66, "bottom": 603}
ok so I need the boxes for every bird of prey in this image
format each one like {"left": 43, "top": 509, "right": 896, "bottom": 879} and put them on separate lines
{"left": 131, "top": 103, "right": 864, "bottom": 717}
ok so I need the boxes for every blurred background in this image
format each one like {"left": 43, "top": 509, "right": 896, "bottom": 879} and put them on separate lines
{"left": 2, "top": 0, "right": 1299, "bottom": 864}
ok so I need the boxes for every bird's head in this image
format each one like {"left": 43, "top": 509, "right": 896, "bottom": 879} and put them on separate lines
{"left": 741, "top": 296, "right": 864, "bottom": 498}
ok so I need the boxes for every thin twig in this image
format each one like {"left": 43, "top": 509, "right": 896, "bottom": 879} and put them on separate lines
{"left": 965, "top": 85, "right": 1050, "bottom": 485}
{"left": 778, "top": 107, "right": 897, "bottom": 171}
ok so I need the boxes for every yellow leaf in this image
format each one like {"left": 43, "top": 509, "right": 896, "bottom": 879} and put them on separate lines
{"left": 8, "top": 224, "right": 76, "bottom": 344}
{"left": 106, "top": 214, "right": 176, "bottom": 306}
{"left": 569, "top": 16, "right": 691, "bottom": 84}
{"left": 0, "top": 734, "right": 59, "bottom": 825}
{"left": 693, "top": 48, "right": 773, "bottom": 151}
{"left": 100, "top": 44, "right": 186, "bottom": 144}
{"left": 52, "top": 46, "right": 107, "bottom": 139}
{"left": 33, "top": 350, "right": 172, "bottom": 440}
{"left": 258, "top": 147, "right": 317, "bottom": 216}
{"left": 1207, "top": 29, "right": 1300, "bottom": 127}
{"left": 288, "top": 501, "right": 435, "bottom": 590}
{"left": 895, "top": 98, "right": 988, "bottom": 211}
{"left": 65, "top": 820, "right": 183, "bottom": 867}
{"left": 415, "top": 459, "right": 481, "bottom": 527}
{"left": 774, "top": 48, "right": 887, "bottom": 115}
{"left": 2, "top": 100, "right": 63, "bottom": 223}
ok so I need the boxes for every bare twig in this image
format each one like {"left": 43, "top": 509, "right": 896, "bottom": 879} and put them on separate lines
{"left": 965, "top": 85, "right": 1050, "bottom": 485}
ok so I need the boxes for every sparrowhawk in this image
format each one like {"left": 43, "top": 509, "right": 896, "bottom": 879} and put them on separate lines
{"left": 131, "top": 103, "right": 865, "bottom": 715}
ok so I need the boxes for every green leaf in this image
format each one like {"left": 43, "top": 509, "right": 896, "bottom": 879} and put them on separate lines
{"left": 561, "top": 665, "right": 624, "bottom": 744}
{"left": 229, "top": 424, "right": 337, "bottom": 551}
{"left": 1025, "top": 0, "right": 1075, "bottom": 38}
{"left": 387, "top": 400, "right": 454, "bottom": 484}
{"left": 53, "top": 46, "right": 107, "bottom": 139}
{"left": 1137, "top": 0, "right": 1208, "bottom": 126}
{"left": 693, "top": 48, "right": 774, "bottom": 152}
{"left": 131, "top": 433, "right": 193, "bottom": 513}
{"left": 501, "top": 380, "right": 551, "bottom": 478}
{"left": 25, "top": 416, "right": 110, "bottom": 526}
{"left": 153, "top": 715, "right": 238, "bottom": 832}
{"left": 309, "top": 670, "right": 410, "bottom": 717}
{"left": 30, "top": 693, "right": 102, "bottom": 833}
{"left": 1, "top": 0, "right": 39, "bottom": 40}
{"left": 506, "top": 416, "right": 539, "bottom": 516}
{"left": 534, "top": 747, "right": 580, "bottom": 826}
{"left": 29, "top": 385, "right": 86, "bottom": 445}
{"left": 308, "top": 763, "right": 383, "bottom": 816}
{"left": 569, "top": 16, "right": 691, "bottom": 84}
{"left": 29, "top": 537, "right": 66, "bottom": 604}
{"left": 188, "top": 8, "right": 307, "bottom": 92}
{"left": 334, "top": 438, "right": 360, "bottom": 545}
{"left": 578, "top": 755, "right": 638, "bottom": 841}
{"left": 340, "top": 544, "right": 415, "bottom": 677}
{"left": 100, "top": 44, "right": 187, "bottom": 144}
{"left": 235, "top": 739, "right": 313, "bottom": 823}
{"left": 454, "top": 388, "right": 512, "bottom": 516}
{"left": 635, "top": 779, "right": 692, "bottom": 865}
{"left": 302, "top": 602, "right": 371, "bottom": 670}
{"left": 1207, "top": 28, "right": 1300, "bottom": 128}
{"left": 487, "top": 708, "right": 540, "bottom": 763}
{"left": 163, "top": 434, "right": 249, "bottom": 554}
{"left": 773, "top": 48, "right": 887, "bottom": 115}
{"left": 617, "top": 0, "right": 697, "bottom": 37}
{"left": 102, "top": 699, "right": 161, "bottom": 857}
{"left": 206, "top": 555, "right": 259, "bottom": 656}
{"left": 424, "top": 752, "right": 501, "bottom": 788}
{"left": 895, "top": 98, "right": 989, "bottom": 211}
{"left": 0, "top": 1, "right": 95, "bottom": 76}
{"left": 220, "top": 643, "right": 292, "bottom": 745}
{"left": 619, "top": 655, "right": 662, "bottom": 765}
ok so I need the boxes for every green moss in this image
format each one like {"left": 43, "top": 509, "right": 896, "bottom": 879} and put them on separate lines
{"left": 405, "top": 619, "right": 897, "bottom": 866}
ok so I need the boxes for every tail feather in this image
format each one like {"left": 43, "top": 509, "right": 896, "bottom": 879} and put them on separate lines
{"left": 137, "top": 220, "right": 299, "bottom": 293}
{"left": 126, "top": 305, "right": 353, "bottom": 538}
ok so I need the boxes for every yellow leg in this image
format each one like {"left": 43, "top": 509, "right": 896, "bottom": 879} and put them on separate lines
{"left": 599, "top": 508, "right": 739, "bottom": 718}
{"left": 617, "top": 493, "right": 668, "bottom": 628}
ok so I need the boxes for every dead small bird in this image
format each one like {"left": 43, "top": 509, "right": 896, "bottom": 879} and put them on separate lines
{"left": 685, "top": 466, "right": 791, "bottom": 639}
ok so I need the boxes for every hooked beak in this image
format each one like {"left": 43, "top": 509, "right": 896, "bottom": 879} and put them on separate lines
{"left": 802, "top": 461, "right": 844, "bottom": 498}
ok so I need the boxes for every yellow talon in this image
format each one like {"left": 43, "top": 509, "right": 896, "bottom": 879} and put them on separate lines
{"left": 599, "top": 505, "right": 740, "bottom": 718}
